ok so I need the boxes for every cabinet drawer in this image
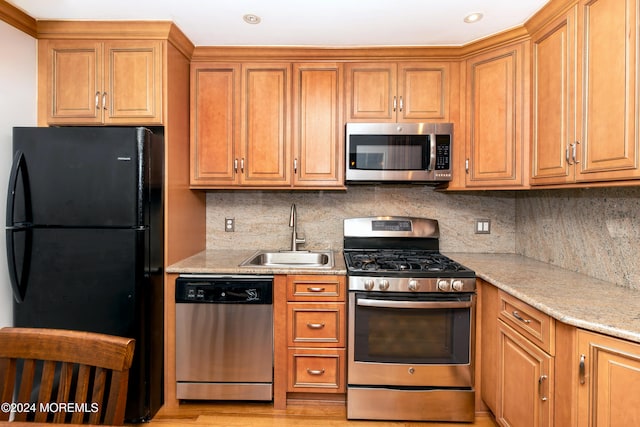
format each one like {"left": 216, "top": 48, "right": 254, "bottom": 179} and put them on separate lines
{"left": 287, "top": 275, "right": 345, "bottom": 301}
{"left": 287, "top": 303, "right": 345, "bottom": 347}
{"left": 498, "top": 290, "right": 555, "bottom": 354}
{"left": 287, "top": 348, "right": 346, "bottom": 393}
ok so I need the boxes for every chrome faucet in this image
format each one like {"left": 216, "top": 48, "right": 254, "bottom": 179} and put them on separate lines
{"left": 289, "top": 203, "right": 306, "bottom": 251}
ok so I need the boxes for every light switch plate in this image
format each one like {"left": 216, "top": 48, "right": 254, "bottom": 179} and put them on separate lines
{"left": 475, "top": 219, "right": 491, "bottom": 234}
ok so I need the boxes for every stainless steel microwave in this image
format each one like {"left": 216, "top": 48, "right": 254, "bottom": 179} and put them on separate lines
{"left": 345, "top": 123, "right": 453, "bottom": 183}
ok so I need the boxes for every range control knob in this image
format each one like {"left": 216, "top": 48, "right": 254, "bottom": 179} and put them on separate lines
{"left": 379, "top": 279, "right": 390, "bottom": 291}
{"left": 364, "top": 279, "right": 375, "bottom": 291}
{"left": 437, "top": 280, "right": 451, "bottom": 292}
{"left": 452, "top": 280, "right": 464, "bottom": 292}
{"left": 408, "top": 280, "right": 419, "bottom": 292}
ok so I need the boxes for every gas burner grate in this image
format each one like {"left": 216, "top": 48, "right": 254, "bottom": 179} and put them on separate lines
{"left": 345, "top": 250, "right": 471, "bottom": 275}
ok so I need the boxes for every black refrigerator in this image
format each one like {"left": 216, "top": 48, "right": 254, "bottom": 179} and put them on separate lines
{"left": 5, "top": 126, "right": 164, "bottom": 422}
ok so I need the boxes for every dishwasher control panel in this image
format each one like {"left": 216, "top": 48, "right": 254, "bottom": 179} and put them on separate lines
{"left": 175, "top": 275, "right": 273, "bottom": 304}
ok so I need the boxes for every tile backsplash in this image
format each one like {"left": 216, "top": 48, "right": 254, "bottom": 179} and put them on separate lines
{"left": 206, "top": 186, "right": 516, "bottom": 253}
{"left": 205, "top": 185, "right": 640, "bottom": 289}
{"left": 516, "top": 187, "right": 640, "bottom": 290}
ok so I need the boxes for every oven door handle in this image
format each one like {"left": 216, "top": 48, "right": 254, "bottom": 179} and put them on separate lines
{"left": 356, "top": 298, "right": 473, "bottom": 309}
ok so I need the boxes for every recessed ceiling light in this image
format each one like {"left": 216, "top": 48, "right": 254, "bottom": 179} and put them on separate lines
{"left": 464, "top": 12, "right": 484, "bottom": 24}
{"left": 243, "top": 14, "right": 261, "bottom": 25}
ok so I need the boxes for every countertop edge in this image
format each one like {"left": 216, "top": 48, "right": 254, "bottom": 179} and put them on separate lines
{"left": 446, "top": 253, "right": 640, "bottom": 344}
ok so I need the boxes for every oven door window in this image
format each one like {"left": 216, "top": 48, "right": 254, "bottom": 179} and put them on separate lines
{"left": 349, "top": 135, "right": 429, "bottom": 170}
{"left": 352, "top": 292, "right": 472, "bottom": 365}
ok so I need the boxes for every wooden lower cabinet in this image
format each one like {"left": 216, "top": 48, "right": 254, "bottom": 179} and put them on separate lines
{"left": 577, "top": 330, "right": 640, "bottom": 427}
{"left": 274, "top": 275, "right": 346, "bottom": 408}
{"left": 497, "top": 321, "right": 554, "bottom": 427}
{"left": 481, "top": 282, "right": 555, "bottom": 427}
{"left": 481, "top": 282, "right": 640, "bottom": 427}
{"left": 287, "top": 348, "right": 346, "bottom": 393}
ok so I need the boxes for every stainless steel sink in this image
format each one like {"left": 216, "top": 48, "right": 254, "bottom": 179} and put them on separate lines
{"left": 239, "top": 250, "right": 334, "bottom": 268}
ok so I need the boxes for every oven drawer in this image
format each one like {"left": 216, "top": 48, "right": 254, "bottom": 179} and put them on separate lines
{"left": 287, "top": 348, "right": 346, "bottom": 393}
{"left": 287, "top": 275, "right": 345, "bottom": 301}
{"left": 498, "top": 290, "right": 555, "bottom": 354}
{"left": 287, "top": 303, "right": 346, "bottom": 347}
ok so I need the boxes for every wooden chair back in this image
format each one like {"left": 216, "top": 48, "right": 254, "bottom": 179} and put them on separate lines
{"left": 0, "top": 327, "right": 135, "bottom": 425}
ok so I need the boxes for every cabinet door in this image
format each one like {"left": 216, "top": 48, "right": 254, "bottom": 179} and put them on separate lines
{"left": 42, "top": 40, "right": 103, "bottom": 124}
{"left": 292, "top": 63, "right": 345, "bottom": 187}
{"left": 498, "top": 321, "right": 553, "bottom": 427}
{"left": 190, "top": 63, "right": 241, "bottom": 187}
{"left": 398, "top": 62, "right": 449, "bottom": 121}
{"left": 577, "top": 0, "right": 640, "bottom": 182}
{"left": 531, "top": 7, "right": 577, "bottom": 185}
{"left": 104, "top": 40, "right": 163, "bottom": 124}
{"left": 466, "top": 42, "right": 529, "bottom": 188}
{"left": 479, "top": 281, "right": 499, "bottom": 414}
{"left": 345, "top": 63, "right": 396, "bottom": 122}
{"left": 578, "top": 330, "right": 640, "bottom": 426}
{"left": 241, "top": 63, "right": 291, "bottom": 186}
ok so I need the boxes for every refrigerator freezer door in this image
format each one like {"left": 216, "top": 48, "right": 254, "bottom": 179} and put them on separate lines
{"left": 10, "top": 127, "right": 150, "bottom": 227}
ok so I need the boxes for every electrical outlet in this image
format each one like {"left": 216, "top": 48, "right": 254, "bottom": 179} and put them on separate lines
{"left": 475, "top": 219, "right": 491, "bottom": 234}
{"left": 225, "top": 218, "right": 235, "bottom": 232}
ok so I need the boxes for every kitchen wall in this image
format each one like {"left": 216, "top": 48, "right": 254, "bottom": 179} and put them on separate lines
{"left": 205, "top": 186, "right": 517, "bottom": 253}
{"left": 516, "top": 187, "right": 640, "bottom": 290}
{"left": 0, "top": 20, "right": 37, "bottom": 327}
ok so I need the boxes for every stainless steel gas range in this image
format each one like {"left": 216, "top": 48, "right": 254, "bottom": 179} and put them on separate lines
{"left": 343, "top": 217, "right": 477, "bottom": 422}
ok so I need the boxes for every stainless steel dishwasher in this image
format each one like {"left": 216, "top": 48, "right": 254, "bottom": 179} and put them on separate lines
{"left": 175, "top": 275, "right": 273, "bottom": 401}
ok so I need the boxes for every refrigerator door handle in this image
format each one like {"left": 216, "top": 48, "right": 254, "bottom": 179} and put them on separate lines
{"left": 6, "top": 150, "right": 33, "bottom": 303}
{"left": 6, "top": 150, "right": 32, "bottom": 227}
{"left": 6, "top": 228, "right": 31, "bottom": 303}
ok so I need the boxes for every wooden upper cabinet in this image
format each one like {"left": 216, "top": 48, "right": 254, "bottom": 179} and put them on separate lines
{"left": 190, "top": 61, "right": 345, "bottom": 189}
{"left": 190, "top": 62, "right": 290, "bottom": 187}
{"left": 345, "top": 62, "right": 449, "bottom": 122}
{"left": 576, "top": 0, "right": 639, "bottom": 182}
{"left": 105, "top": 41, "right": 162, "bottom": 123}
{"left": 241, "top": 63, "right": 291, "bottom": 186}
{"left": 464, "top": 41, "right": 529, "bottom": 188}
{"left": 292, "top": 63, "right": 345, "bottom": 187}
{"left": 531, "top": 6, "right": 577, "bottom": 185}
{"left": 40, "top": 39, "right": 162, "bottom": 125}
{"left": 532, "top": 0, "right": 640, "bottom": 185}
{"left": 190, "top": 63, "right": 240, "bottom": 186}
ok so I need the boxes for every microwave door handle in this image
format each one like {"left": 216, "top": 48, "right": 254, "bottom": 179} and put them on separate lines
{"left": 357, "top": 298, "right": 473, "bottom": 310}
{"left": 428, "top": 133, "right": 436, "bottom": 171}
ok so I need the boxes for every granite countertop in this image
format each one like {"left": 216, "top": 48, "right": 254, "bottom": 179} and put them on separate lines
{"left": 168, "top": 250, "right": 640, "bottom": 344}
{"left": 446, "top": 253, "right": 640, "bottom": 344}
{"left": 166, "top": 249, "right": 347, "bottom": 276}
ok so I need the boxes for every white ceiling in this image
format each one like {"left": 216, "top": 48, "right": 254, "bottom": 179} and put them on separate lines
{"left": 7, "top": 0, "right": 550, "bottom": 47}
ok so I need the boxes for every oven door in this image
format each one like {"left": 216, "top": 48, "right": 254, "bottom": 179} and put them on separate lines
{"left": 348, "top": 291, "right": 475, "bottom": 388}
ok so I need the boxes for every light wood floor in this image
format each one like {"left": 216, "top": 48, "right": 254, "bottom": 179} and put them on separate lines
{"left": 140, "top": 402, "right": 498, "bottom": 426}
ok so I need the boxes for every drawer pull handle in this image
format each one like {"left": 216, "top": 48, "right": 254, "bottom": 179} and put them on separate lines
{"left": 306, "top": 323, "right": 325, "bottom": 329}
{"left": 579, "top": 354, "right": 586, "bottom": 385}
{"left": 307, "top": 287, "right": 325, "bottom": 293}
{"left": 512, "top": 310, "right": 531, "bottom": 324}
{"left": 306, "top": 368, "right": 325, "bottom": 376}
